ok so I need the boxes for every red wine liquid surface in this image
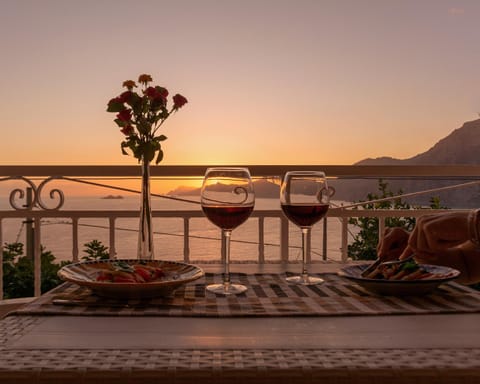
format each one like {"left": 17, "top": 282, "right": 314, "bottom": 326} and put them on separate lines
{"left": 202, "top": 205, "right": 254, "bottom": 230}
{"left": 281, "top": 204, "right": 329, "bottom": 228}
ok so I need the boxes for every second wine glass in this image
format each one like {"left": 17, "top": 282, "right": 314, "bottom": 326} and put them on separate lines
{"left": 280, "top": 171, "right": 330, "bottom": 285}
{"left": 201, "top": 167, "right": 255, "bottom": 295}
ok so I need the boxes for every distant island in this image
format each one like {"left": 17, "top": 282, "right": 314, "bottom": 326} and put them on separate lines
{"left": 101, "top": 195, "right": 124, "bottom": 199}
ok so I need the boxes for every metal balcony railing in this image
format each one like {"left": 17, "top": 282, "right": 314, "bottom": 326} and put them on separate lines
{"left": 2, "top": 164, "right": 480, "bottom": 299}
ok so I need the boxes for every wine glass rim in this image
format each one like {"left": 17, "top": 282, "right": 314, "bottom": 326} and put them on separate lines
{"left": 205, "top": 167, "right": 252, "bottom": 173}
{"left": 284, "top": 170, "right": 326, "bottom": 176}
{"left": 205, "top": 167, "right": 250, "bottom": 170}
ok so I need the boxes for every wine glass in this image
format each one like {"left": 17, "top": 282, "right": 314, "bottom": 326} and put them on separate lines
{"left": 280, "top": 171, "right": 330, "bottom": 285}
{"left": 201, "top": 167, "right": 255, "bottom": 295}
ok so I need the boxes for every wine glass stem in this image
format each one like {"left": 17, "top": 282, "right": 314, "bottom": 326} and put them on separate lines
{"left": 301, "top": 227, "right": 310, "bottom": 277}
{"left": 223, "top": 229, "right": 232, "bottom": 287}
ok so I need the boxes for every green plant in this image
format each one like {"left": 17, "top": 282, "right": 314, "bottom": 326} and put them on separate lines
{"left": 2, "top": 242, "right": 70, "bottom": 299}
{"left": 82, "top": 240, "right": 110, "bottom": 261}
{"left": 1, "top": 239, "right": 112, "bottom": 299}
{"left": 347, "top": 180, "right": 445, "bottom": 260}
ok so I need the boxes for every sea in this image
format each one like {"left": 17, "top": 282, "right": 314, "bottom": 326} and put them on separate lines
{"left": 0, "top": 195, "right": 348, "bottom": 264}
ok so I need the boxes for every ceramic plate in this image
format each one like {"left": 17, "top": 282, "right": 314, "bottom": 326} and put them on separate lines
{"left": 338, "top": 263, "right": 460, "bottom": 296}
{"left": 58, "top": 259, "right": 204, "bottom": 298}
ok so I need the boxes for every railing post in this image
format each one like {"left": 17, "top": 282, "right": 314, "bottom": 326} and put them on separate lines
{"left": 109, "top": 217, "right": 116, "bottom": 259}
{"left": 25, "top": 187, "right": 34, "bottom": 260}
{"left": 379, "top": 217, "right": 386, "bottom": 244}
{"left": 341, "top": 217, "right": 348, "bottom": 262}
{"left": 183, "top": 218, "right": 190, "bottom": 262}
{"left": 0, "top": 219, "right": 3, "bottom": 300}
{"left": 34, "top": 217, "right": 42, "bottom": 297}
{"left": 258, "top": 216, "right": 265, "bottom": 263}
{"left": 72, "top": 218, "right": 79, "bottom": 262}
{"left": 322, "top": 217, "right": 327, "bottom": 261}
{"left": 280, "top": 217, "right": 289, "bottom": 262}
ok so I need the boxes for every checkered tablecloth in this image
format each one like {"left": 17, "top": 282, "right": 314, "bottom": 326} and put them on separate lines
{"left": 10, "top": 273, "right": 480, "bottom": 317}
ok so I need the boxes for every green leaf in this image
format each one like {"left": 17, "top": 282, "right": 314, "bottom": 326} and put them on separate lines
{"left": 156, "top": 149, "right": 164, "bottom": 164}
{"left": 155, "top": 135, "right": 167, "bottom": 142}
{"left": 121, "top": 142, "right": 129, "bottom": 156}
{"left": 145, "top": 150, "right": 155, "bottom": 163}
{"left": 137, "top": 142, "right": 155, "bottom": 163}
{"left": 159, "top": 108, "right": 169, "bottom": 119}
{"left": 114, "top": 118, "right": 127, "bottom": 127}
{"left": 126, "top": 93, "right": 142, "bottom": 107}
{"left": 112, "top": 261, "right": 134, "bottom": 273}
{"left": 132, "top": 102, "right": 143, "bottom": 115}
{"left": 137, "top": 120, "right": 151, "bottom": 135}
{"left": 400, "top": 260, "right": 420, "bottom": 272}
{"left": 132, "top": 145, "right": 142, "bottom": 160}
{"left": 150, "top": 99, "right": 163, "bottom": 111}
{"left": 107, "top": 100, "right": 125, "bottom": 113}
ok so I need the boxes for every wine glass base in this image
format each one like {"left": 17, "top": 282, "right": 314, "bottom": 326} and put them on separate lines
{"left": 206, "top": 283, "right": 248, "bottom": 295}
{"left": 286, "top": 274, "right": 324, "bottom": 285}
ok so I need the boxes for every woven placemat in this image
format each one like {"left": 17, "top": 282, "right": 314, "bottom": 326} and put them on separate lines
{"left": 10, "top": 273, "right": 480, "bottom": 317}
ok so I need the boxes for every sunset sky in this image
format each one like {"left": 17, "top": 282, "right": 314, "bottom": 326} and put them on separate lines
{"left": 1, "top": 0, "right": 479, "bottom": 167}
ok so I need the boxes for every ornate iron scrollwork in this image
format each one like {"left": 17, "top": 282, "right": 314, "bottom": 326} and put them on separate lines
{"left": 36, "top": 176, "right": 65, "bottom": 211}
{"left": 0, "top": 175, "right": 65, "bottom": 211}
{"left": 0, "top": 176, "right": 38, "bottom": 211}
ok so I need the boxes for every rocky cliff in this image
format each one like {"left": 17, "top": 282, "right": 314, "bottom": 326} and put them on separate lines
{"left": 332, "top": 119, "right": 480, "bottom": 208}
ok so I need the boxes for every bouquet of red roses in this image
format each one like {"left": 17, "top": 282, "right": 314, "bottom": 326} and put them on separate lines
{"left": 107, "top": 74, "right": 187, "bottom": 164}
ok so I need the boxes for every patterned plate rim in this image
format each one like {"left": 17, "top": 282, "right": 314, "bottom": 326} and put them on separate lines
{"left": 58, "top": 259, "right": 205, "bottom": 288}
{"left": 338, "top": 263, "right": 460, "bottom": 284}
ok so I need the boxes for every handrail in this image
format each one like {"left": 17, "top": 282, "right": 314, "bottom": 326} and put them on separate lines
{"left": 2, "top": 164, "right": 480, "bottom": 178}
{"left": 1, "top": 164, "right": 479, "bottom": 300}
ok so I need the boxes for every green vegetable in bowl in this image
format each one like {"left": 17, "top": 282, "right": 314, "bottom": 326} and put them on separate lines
{"left": 399, "top": 260, "right": 420, "bottom": 272}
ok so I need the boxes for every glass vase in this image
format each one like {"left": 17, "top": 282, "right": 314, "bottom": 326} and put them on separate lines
{"left": 138, "top": 158, "right": 154, "bottom": 259}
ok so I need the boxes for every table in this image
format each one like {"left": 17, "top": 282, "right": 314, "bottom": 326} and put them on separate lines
{"left": 1, "top": 263, "right": 480, "bottom": 383}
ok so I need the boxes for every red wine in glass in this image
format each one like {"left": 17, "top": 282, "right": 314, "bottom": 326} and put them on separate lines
{"left": 281, "top": 203, "right": 329, "bottom": 228}
{"left": 202, "top": 205, "right": 254, "bottom": 231}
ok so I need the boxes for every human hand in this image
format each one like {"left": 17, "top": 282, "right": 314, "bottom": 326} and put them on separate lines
{"left": 376, "top": 227, "right": 411, "bottom": 261}
{"left": 405, "top": 212, "right": 470, "bottom": 256}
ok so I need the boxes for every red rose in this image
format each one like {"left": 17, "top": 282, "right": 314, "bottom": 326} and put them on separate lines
{"left": 156, "top": 86, "right": 169, "bottom": 98}
{"left": 122, "top": 80, "right": 136, "bottom": 90}
{"left": 172, "top": 94, "right": 188, "bottom": 109}
{"left": 144, "top": 87, "right": 158, "bottom": 99}
{"left": 119, "top": 91, "right": 132, "bottom": 103}
{"left": 138, "top": 74, "right": 153, "bottom": 84}
{"left": 116, "top": 109, "right": 132, "bottom": 122}
{"left": 121, "top": 125, "right": 134, "bottom": 135}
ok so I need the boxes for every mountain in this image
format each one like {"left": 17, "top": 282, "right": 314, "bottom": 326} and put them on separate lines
{"left": 168, "top": 119, "right": 480, "bottom": 207}
{"left": 357, "top": 119, "right": 480, "bottom": 166}
{"left": 332, "top": 119, "right": 480, "bottom": 208}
